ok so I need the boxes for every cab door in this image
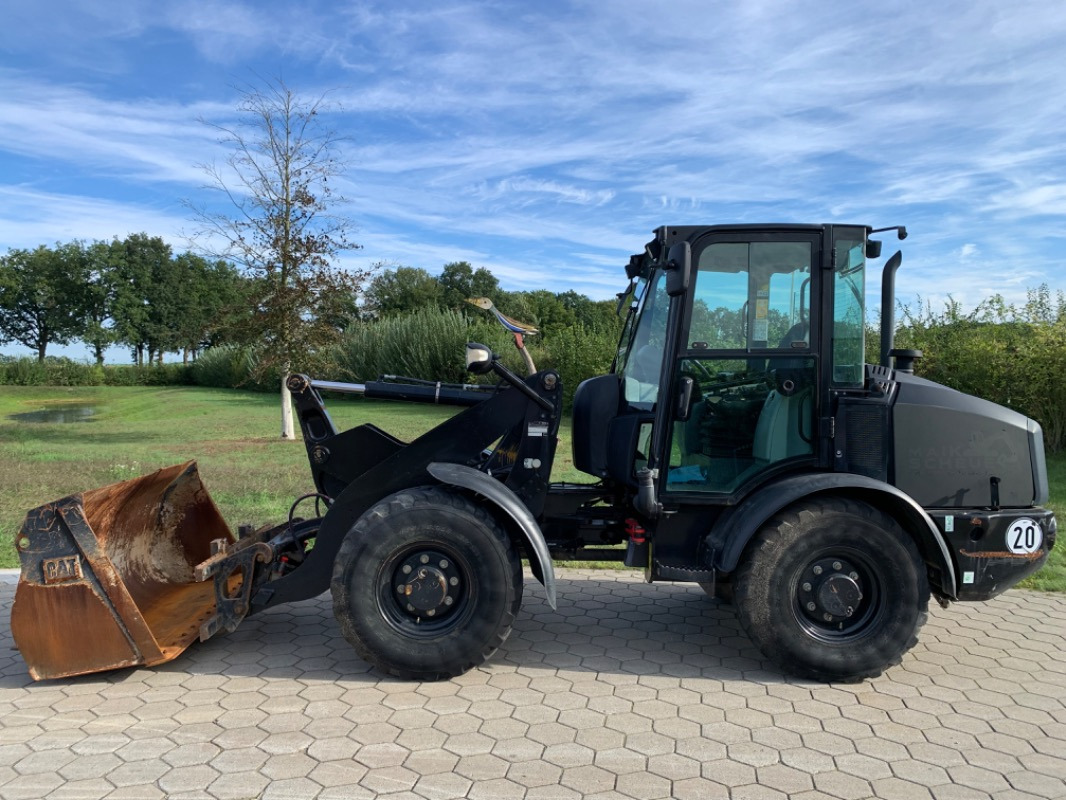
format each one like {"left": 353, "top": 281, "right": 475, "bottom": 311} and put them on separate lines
{"left": 663, "top": 232, "right": 821, "bottom": 497}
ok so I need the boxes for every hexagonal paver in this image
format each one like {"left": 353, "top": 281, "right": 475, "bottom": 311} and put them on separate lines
{"left": 0, "top": 571, "right": 1064, "bottom": 800}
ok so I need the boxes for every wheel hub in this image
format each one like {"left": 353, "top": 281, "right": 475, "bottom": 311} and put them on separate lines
{"left": 798, "top": 557, "right": 865, "bottom": 624}
{"left": 394, "top": 550, "right": 462, "bottom": 619}
{"left": 817, "top": 574, "right": 862, "bottom": 617}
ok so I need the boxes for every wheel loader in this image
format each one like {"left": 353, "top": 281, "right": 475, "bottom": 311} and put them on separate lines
{"left": 11, "top": 222, "right": 1057, "bottom": 683}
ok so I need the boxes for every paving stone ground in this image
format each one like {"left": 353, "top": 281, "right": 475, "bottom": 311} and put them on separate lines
{"left": 1, "top": 567, "right": 1065, "bottom": 800}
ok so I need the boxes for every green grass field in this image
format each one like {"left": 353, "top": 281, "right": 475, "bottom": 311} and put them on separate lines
{"left": 2, "top": 385, "right": 1062, "bottom": 591}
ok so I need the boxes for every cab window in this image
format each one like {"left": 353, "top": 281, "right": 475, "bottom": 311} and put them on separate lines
{"left": 689, "top": 242, "right": 811, "bottom": 351}
{"left": 617, "top": 271, "right": 669, "bottom": 409}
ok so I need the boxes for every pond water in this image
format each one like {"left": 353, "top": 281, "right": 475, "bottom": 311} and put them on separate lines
{"left": 8, "top": 405, "right": 98, "bottom": 424}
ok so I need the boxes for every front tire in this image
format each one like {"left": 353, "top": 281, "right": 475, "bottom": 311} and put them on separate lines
{"left": 331, "top": 487, "right": 522, "bottom": 680}
{"left": 735, "top": 497, "right": 929, "bottom": 682}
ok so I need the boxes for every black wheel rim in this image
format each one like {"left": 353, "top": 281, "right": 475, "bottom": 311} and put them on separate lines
{"left": 375, "top": 541, "right": 474, "bottom": 638}
{"left": 791, "top": 546, "right": 884, "bottom": 643}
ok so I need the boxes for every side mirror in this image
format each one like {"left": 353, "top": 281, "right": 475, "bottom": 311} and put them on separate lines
{"left": 465, "top": 342, "right": 496, "bottom": 375}
{"left": 665, "top": 241, "right": 691, "bottom": 297}
{"left": 866, "top": 239, "right": 883, "bottom": 259}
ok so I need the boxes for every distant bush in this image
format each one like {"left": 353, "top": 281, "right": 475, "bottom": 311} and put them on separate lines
{"left": 104, "top": 363, "right": 192, "bottom": 386}
{"left": 333, "top": 308, "right": 620, "bottom": 409}
{"left": 189, "top": 345, "right": 280, "bottom": 392}
{"left": 896, "top": 286, "right": 1066, "bottom": 452}
{"left": 335, "top": 308, "right": 514, "bottom": 385}
{"left": 0, "top": 356, "right": 191, "bottom": 387}
{"left": 537, "top": 324, "right": 619, "bottom": 409}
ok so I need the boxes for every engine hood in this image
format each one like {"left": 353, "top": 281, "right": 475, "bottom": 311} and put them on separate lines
{"left": 892, "top": 372, "right": 1048, "bottom": 508}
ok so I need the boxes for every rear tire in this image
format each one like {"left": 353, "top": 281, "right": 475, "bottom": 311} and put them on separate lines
{"left": 735, "top": 497, "right": 929, "bottom": 682}
{"left": 331, "top": 487, "right": 522, "bottom": 680}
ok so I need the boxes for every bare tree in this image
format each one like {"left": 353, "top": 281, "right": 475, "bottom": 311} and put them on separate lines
{"left": 189, "top": 78, "right": 366, "bottom": 439}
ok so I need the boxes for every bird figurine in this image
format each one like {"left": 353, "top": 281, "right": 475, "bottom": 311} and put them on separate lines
{"left": 466, "top": 297, "right": 539, "bottom": 375}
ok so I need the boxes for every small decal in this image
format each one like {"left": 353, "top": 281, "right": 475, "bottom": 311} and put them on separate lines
{"left": 944, "top": 516, "right": 954, "bottom": 533}
{"left": 42, "top": 555, "right": 84, "bottom": 585}
{"left": 527, "top": 421, "right": 549, "bottom": 438}
{"left": 1006, "top": 518, "right": 1042, "bottom": 555}
{"left": 963, "top": 571, "right": 975, "bottom": 584}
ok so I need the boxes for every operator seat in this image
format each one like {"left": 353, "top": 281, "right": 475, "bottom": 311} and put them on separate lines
{"left": 753, "top": 322, "right": 813, "bottom": 463}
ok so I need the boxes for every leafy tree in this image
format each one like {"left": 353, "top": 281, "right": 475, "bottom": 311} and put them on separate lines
{"left": 166, "top": 254, "right": 246, "bottom": 363}
{"left": 188, "top": 77, "right": 366, "bottom": 439}
{"left": 558, "top": 291, "right": 621, "bottom": 334}
{"left": 439, "top": 261, "right": 500, "bottom": 310}
{"left": 521, "top": 290, "right": 577, "bottom": 335}
{"left": 81, "top": 241, "right": 122, "bottom": 365}
{"left": 0, "top": 245, "right": 90, "bottom": 361}
{"left": 109, "top": 234, "right": 175, "bottom": 365}
{"left": 364, "top": 266, "right": 443, "bottom": 317}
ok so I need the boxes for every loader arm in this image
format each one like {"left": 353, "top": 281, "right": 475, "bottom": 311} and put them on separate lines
{"left": 252, "top": 371, "right": 562, "bottom": 611}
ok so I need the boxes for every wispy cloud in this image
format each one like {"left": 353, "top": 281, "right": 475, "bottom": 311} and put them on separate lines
{"left": 1, "top": 0, "right": 1065, "bottom": 321}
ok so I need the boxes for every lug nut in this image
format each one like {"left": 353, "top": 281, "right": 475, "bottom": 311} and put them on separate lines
{"left": 397, "top": 585, "right": 405, "bottom": 594}
{"left": 420, "top": 554, "right": 429, "bottom": 564}
{"left": 832, "top": 561, "right": 842, "bottom": 571}
{"left": 806, "top": 602, "right": 817, "bottom": 612}
{"left": 444, "top": 596, "right": 454, "bottom": 606}
{"left": 849, "top": 571, "right": 859, "bottom": 580}
{"left": 440, "top": 560, "right": 449, "bottom": 569}
{"left": 427, "top": 609, "right": 436, "bottom": 617}
{"left": 449, "top": 577, "right": 459, "bottom": 586}
{"left": 402, "top": 565, "right": 412, "bottom": 574}
{"left": 406, "top": 604, "right": 415, "bottom": 612}
{"left": 812, "top": 566, "right": 823, "bottom": 575}
{"left": 802, "top": 582, "right": 812, "bottom": 592}
{"left": 824, "top": 613, "right": 833, "bottom": 621}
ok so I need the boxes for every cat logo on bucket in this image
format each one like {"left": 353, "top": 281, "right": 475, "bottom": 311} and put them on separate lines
{"left": 41, "top": 555, "right": 84, "bottom": 585}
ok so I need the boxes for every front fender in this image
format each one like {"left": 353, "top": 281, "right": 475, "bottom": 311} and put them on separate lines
{"left": 709, "top": 473, "right": 957, "bottom": 600}
{"left": 428, "top": 462, "right": 557, "bottom": 609}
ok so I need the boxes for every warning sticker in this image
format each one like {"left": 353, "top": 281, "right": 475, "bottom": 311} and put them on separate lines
{"left": 527, "top": 421, "right": 549, "bottom": 438}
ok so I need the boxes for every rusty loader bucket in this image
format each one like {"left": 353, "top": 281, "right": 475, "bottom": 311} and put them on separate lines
{"left": 10, "top": 462, "right": 235, "bottom": 681}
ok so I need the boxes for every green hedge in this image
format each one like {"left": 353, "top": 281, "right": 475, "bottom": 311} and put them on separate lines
{"left": 333, "top": 308, "right": 618, "bottom": 408}
{"left": 0, "top": 356, "right": 192, "bottom": 387}
{"left": 895, "top": 290, "right": 1066, "bottom": 452}
{"left": 188, "top": 345, "right": 282, "bottom": 392}
{"left": 335, "top": 308, "right": 516, "bottom": 385}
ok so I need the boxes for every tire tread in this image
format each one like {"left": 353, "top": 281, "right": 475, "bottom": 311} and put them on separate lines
{"left": 331, "top": 486, "right": 521, "bottom": 680}
{"left": 735, "top": 496, "right": 929, "bottom": 682}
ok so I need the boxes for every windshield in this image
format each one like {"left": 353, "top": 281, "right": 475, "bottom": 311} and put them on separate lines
{"left": 616, "top": 270, "right": 669, "bottom": 409}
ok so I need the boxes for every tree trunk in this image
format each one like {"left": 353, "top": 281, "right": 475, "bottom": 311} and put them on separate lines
{"left": 94, "top": 344, "right": 104, "bottom": 366}
{"left": 280, "top": 371, "right": 296, "bottom": 440}
{"left": 37, "top": 340, "right": 46, "bottom": 362}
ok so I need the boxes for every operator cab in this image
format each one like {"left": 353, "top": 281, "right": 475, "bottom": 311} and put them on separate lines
{"left": 573, "top": 223, "right": 871, "bottom": 501}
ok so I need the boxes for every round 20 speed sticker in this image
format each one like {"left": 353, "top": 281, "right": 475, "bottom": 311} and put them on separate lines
{"left": 1006, "top": 518, "right": 1043, "bottom": 555}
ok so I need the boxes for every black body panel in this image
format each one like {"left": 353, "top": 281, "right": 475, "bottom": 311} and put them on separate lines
{"left": 927, "top": 508, "right": 1056, "bottom": 600}
{"left": 892, "top": 373, "right": 1039, "bottom": 508}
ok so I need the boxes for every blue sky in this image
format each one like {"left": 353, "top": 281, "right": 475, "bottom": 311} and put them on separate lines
{"left": 3, "top": 0, "right": 1066, "bottom": 360}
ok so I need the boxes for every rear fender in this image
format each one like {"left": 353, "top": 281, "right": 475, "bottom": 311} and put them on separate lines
{"left": 709, "top": 473, "right": 958, "bottom": 600}
{"left": 428, "top": 462, "right": 557, "bottom": 609}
